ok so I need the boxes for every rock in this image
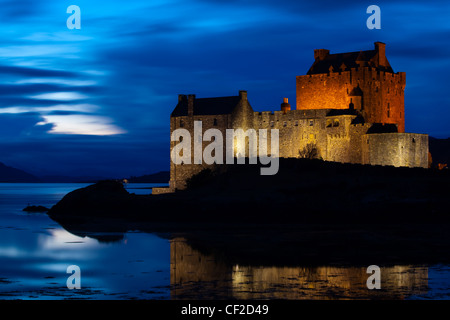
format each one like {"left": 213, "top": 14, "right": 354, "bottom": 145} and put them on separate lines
{"left": 23, "top": 205, "right": 50, "bottom": 212}
{"left": 48, "top": 180, "right": 132, "bottom": 218}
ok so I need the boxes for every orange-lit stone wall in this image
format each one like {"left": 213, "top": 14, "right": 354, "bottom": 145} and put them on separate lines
{"left": 296, "top": 68, "right": 405, "bottom": 132}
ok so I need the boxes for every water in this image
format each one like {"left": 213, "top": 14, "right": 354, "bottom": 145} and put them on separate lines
{"left": 1, "top": 183, "right": 450, "bottom": 300}
{"left": 0, "top": 183, "right": 170, "bottom": 300}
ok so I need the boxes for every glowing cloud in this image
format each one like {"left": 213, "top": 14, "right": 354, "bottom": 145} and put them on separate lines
{"left": 14, "top": 78, "right": 97, "bottom": 86}
{"left": 30, "top": 92, "right": 89, "bottom": 101}
{"left": 37, "top": 114, "right": 126, "bottom": 136}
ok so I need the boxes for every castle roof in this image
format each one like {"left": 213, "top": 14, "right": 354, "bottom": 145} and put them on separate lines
{"left": 326, "top": 109, "right": 360, "bottom": 117}
{"left": 307, "top": 49, "right": 394, "bottom": 75}
{"left": 366, "top": 123, "right": 398, "bottom": 134}
{"left": 171, "top": 95, "right": 241, "bottom": 117}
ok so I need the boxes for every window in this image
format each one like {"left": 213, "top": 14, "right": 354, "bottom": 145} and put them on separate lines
{"left": 213, "top": 118, "right": 218, "bottom": 126}
{"left": 270, "top": 121, "right": 274, "bottom": 127}
{"left": 387, "top": 103, "right": 390, "bottom": 118}
{"left": 326, "top": 119, "right": 332, "bottom": 127}
{"left": 295, "top": 121, "right": 298, "bottom": 126}
{"left": 180, "top": 120, "right": 184, "bottom": 127}
{"left": 283, "top": 121, "right": 287, "bottom": 127}
{"left": 309, "top": 120, "right": 314, "bottom": 126}
{"left": 333, "top": 119, "right": 339, "bottom": 127}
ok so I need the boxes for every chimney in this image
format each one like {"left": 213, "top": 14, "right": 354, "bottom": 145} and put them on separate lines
{"left": 239, "top": 90, "right": 247, "bottom": 101}
{"left": 281, "top": 97, "right": 291, "bottom": 114}
{"left": 374, "top": 42, "right": 386, "bottom": 66}
{"left": 178, "top": 94, "right": 186, "bottom": 103}
{"left": 314, "top": 49, "right": 330, "bottom": 61}
{"left": 187, "top": 94, "right": 195, "bottom": 116}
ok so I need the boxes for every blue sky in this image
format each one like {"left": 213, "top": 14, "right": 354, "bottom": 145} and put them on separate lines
{"left": 0, "top": 0, "right": 449, "bottom": 177}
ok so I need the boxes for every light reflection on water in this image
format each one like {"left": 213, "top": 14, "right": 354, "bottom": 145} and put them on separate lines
{"left": 0, "top": 183, "right": 170, "bottom": 300}
{"left": 1, "top": 183, "right": 450, "bottom": 300}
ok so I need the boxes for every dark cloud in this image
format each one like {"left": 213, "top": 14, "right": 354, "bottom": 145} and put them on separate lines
{"left": 0, "top": 0, "right": 41, "bottom": 22}
{"left": 0, "top": 65, "right": 77, "bottom": 78}
{"left": 0, "top": 83, "right": 98, "bottom": 95}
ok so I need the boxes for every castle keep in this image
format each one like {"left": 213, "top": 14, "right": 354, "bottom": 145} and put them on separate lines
{"left": 155, "top": 42, "right": 428, "bottom": 193}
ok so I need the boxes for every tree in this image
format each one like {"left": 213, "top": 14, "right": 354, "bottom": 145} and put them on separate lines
{"left": 298, "top": 143, "right": 319, "bottom": 159}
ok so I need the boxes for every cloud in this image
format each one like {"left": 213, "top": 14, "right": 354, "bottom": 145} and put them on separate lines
{"left": 0, "top": 65, "right": 77, "bottom": 78}
{"left": 0, "top": 104, "right": 99, "bottom": 115}
{"left": 38, "top": 114, "right": 126, "bottom": 136}
{"left": 29, "top": 92, "right": 89, "bottom": 101}
{"left": 14, "top": 78, "right": 97, "bottom": 86}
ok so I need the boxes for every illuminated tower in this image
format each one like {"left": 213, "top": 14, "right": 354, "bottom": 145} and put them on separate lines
{"left": 296, "top": 42, "right": 405, "bottom": 132}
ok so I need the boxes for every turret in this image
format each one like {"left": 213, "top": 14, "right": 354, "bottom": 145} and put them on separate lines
{"left": 281, "top": 97, "right": 291, "bottom": 114}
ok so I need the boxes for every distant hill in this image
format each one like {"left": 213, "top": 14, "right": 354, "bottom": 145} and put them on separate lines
{"left": 429, "top": 137, "right": 450, "bottom": 166}
{"left": 0, "top": 162, "right": 40, "bottom": 182}
{"left": 126, "top": 171, "right": 170, "bottom": 183}
{"left": 38, "top": 175, "right": 110, "bottom": 183}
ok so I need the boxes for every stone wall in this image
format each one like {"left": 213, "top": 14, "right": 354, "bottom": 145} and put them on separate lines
{"left": 296, "top": 68, "right": 406, "bottom": 132}
{"left": 170, "top": 114, "right": 231, "bottom": 189}
{"left": 362, "top": 133, "right": 429, "bottom": 168}
{"left": 152, "top": 187, "right": 175, "bottom": 195}
{"left": 169, "top": 107, "right": 428, "bottom": 190}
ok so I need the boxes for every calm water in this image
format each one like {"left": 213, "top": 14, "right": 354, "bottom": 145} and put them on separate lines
{"left": 0, "top": 183, "right": 170, "bottom": 300}
{"left": 1, "top": 183, "right": 450, "bottom": 300}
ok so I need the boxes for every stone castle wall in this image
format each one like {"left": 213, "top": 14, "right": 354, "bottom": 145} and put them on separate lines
{"left": 296, "top": 68, "right": 406, "bottom": 132}
{"left": 362, "top": 133, "right": 429, "bottom": 168}
{"left": 169, "top": 109, "right": 428, "bottom": 190}
{"left": 170, "top": 114, "right": 231, "bottom": 189}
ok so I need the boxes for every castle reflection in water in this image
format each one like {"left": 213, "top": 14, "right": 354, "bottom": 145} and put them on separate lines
{"left": 170, "top": 238, "right": 428, "bottom": 300}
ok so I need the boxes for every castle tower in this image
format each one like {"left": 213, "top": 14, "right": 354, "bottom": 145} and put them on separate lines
{"left": 296, "top": 42, "right": 405, "bottom": 132}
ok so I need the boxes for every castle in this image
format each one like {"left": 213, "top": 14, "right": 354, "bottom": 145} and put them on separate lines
{"left": 153, "top": 42, "right": 429, "bottom": 193}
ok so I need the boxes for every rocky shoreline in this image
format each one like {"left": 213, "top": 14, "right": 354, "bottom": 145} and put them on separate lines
{"left": 47, "top": 158, "right": 450, "bottom": 223}
{"left": 45, "top": 159, "right": 450, "bottom": 265}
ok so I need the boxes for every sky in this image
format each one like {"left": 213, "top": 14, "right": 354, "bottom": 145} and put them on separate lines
{"left": 0, "top": 0, "right": 449, "bottom": 178}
